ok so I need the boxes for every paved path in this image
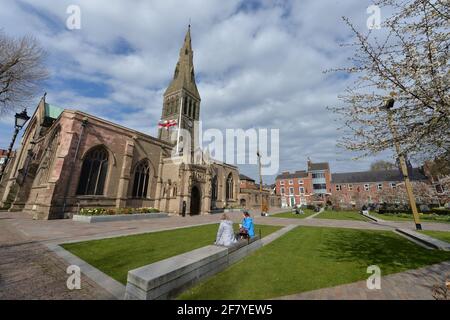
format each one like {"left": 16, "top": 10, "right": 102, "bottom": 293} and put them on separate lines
{"left": 1, "top": 210, "right": 449, "bottom": 300}
{"left": 0, "top": 216, "right": 114, "bottom": 300}
{"left": 2, "top": 211, "right": 449, "bottom": 245}
{"left": 275, "top": 261, "right": 450, "bottom": 300}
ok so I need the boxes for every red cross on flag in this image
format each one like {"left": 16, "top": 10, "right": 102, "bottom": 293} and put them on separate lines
{"left": 158, "top": 119, "right": 177, "bottom": 129}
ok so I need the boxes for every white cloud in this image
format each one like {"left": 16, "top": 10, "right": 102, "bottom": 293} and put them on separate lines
{"left": 0, "top": 0, "right": 398, "bottom": 182}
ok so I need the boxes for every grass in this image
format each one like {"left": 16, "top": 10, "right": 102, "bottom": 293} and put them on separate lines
{"left": 179, "top": 226, "right": 450, "bottom": 300}
{"left": 419, "top": 230, "right": 450, "bottom": 243}
{"left": 371, "top": 212, "right": 450, "bottom": 224}
{"left": 62, "top": 223, "right": 281, "bottom": 284}
{"left": 271, "top": 209, "right": 316, "bottom": 219}
{"left": 314, "top": 210, "right": 369, "bottom": 221}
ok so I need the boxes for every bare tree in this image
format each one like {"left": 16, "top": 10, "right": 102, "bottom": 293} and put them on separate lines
{"left": 330, "top": 0, "right": 449, "bottom": 162}
{"left": 0, "top": 31, "right": 48, "bottom": 117}
{"left": 370, "top": 160, "right": 396, "bottom": 171}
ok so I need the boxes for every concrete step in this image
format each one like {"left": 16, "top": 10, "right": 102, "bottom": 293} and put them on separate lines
{"left": 361, "top": 212, "right": 385, "bottom": 222}
{"left": 395, "top": 228, "right": 450, "bottom": 251}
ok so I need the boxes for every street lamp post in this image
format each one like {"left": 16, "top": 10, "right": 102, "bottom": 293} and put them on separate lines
{"left": 257, "top": 150, "right": 263, "bottom": 215}
{"left": 0, "top": 109, "right": 31, "bottom": 182}
{"left": 383, "top": 98, "right": 422, "bottom": 230}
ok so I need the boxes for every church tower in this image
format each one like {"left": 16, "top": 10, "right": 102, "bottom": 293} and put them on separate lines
{"left": 159, "top": 25, "right": 201, "bottom": 156}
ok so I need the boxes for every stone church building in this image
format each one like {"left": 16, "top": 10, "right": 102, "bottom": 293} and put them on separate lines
{"left": 0, "top": 27, "right": 248, "bottom": 219}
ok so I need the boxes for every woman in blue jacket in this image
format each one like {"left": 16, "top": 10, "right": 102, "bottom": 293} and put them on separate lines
{"left": 240, "top": 211, "right": 255, "bottom": 238}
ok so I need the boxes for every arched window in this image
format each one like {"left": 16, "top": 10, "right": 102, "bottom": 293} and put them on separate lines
{"left": 183, "top": 97, "right": 188, "bottom": 115}
{"left": 76, "top": 147, "right": 108, "bottom": 195}
{"left": 132, "top": 161, "right": 150, "bottom": 198}
{"left": 226, "top": 173, "right": 233, "bottom": 200}
{"left": 211, "top": 175, "right": 218, "bottom": 201}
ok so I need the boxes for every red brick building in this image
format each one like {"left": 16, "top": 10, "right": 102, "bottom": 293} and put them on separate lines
{"left": 276, "top": 159, "right": 432, "bottom": 208}
{"left": 239, "top": 174, "right": 281, "bottom": 210}
{"left": 331, "top": 169, "right": 429, "bottom": 208}
{"left": 275, "top": 160, "right": 331, "bottom": 207}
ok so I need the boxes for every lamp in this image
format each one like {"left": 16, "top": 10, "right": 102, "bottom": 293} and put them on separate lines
{"left": 15, "top": 109, "right": 30, "bottom": 129}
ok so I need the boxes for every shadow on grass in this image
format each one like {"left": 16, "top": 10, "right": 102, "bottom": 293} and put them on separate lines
{"left": 317, "top": 229, "right": 450, "bottom": 275}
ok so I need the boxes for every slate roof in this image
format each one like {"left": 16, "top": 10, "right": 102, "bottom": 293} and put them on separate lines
{"left": 308, "top": 162, "right": 330, "bottom": 171}
{"left": 275, "top": 170, "right": 308, "bottom": 180}
{"left": 239, "top": 174, "right": 255, "bottom": 182}
{"left": 331, "top": 168, "right": 427, "bottom": 184}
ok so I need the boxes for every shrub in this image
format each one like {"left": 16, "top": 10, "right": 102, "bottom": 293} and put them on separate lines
{"left": 431, "top": 207, "right": 450, "bottom": 215}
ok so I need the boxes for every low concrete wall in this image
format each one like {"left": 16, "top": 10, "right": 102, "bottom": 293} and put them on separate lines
{"left": 361, "top": 212, "right": 383, "bottom": 222}
{"left": 396, "top": 228, "right": 450, "bottom": 251}
{"left": 72, "top": 213, "right": 168, "bottom": 223}
{"left": 125, "top": 237, "right": 262, "bottom": 300}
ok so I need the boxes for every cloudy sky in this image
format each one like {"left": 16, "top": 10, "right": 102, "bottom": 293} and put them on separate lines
{"left": 0, "top": 0, "right": 394, "bottom": 182}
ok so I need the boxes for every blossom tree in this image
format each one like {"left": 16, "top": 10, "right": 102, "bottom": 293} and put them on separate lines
{"left": 330, "top": 0, "right": 449, "bottom": 161}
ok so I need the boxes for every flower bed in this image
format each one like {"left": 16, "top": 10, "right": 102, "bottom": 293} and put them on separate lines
{"left": 78, "top": 207, "right": 160, "bottom": 216}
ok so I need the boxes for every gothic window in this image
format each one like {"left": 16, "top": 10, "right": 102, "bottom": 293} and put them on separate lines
{"left": 183, "top": 97, "right": 188, "bottom": 115}
{"left": 226, "top": 173, "right": 233, "bottom": 200}
{"left": 76, "top": 147, "right": 108, "bottom": 195}
{"left": 38, "top": 129, "right": 60, "bottom": 185}
{"left": 189, "top": 100, "right": 193, "bottom": 118}
{"left": 132, "top": 161, "right": 150, "bottom": 198}
{"left": 172, "top": 185, "right": 177, "bottom": 197}
{"left": 172, "top": 101, "right": 177, "bottom": 114}
{"left": 211, "top": 175, "right": 218, "bottom": 201}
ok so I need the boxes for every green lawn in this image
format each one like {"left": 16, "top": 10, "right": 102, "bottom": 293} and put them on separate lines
{"left": 62, "top": 223, "right": 281, "bottom": 284}
{"left": 179, "top": 226, "right": 450, "bottom": 300}
{"left": 371, "top": 212, "right": 450, "bottom": 224}
{"left": 271, "top": 209, "right": 316, "bottom": 219}
{"left": 314, "top": 210, "right": 369, "bottom": 221}
{"left": 419, "top": 230, "right": 450, "bottom": 243}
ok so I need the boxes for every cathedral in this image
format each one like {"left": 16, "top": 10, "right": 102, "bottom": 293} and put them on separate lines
{"left": 0, "top": 27, "right": 246, "bottom": 219}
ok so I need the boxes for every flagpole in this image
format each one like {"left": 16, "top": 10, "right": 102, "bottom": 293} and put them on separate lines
{"left": 176, "top": 95, "right": 183, "bottom": 155}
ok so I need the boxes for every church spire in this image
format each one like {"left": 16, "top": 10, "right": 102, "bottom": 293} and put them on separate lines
{"left": 164, "top": 25, "right": 200, "bottom": 99}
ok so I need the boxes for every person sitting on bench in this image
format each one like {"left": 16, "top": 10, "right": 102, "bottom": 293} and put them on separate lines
{"left": 215, "top": 214, "right": 237, "bottom": 246}
{"left": 238, "top": 211, "right": 255, "bottom": 239}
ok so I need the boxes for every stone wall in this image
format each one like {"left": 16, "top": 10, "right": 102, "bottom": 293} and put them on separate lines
{"left": 125, "top": 237, "right": 262, "bottom": 300}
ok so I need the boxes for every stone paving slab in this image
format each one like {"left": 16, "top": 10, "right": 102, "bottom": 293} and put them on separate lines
{"left": 0, "top": 219, "right": 114, "bottom": 300}
{"left": 274, "top": 261, "right": 450, "bottom": 300}
{"left": 46, "top": 243, "right": 125, "bottom": 299}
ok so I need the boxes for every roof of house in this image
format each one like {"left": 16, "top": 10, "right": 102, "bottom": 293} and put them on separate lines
{"left": 239, "top": 174, "right": 255, "bottom": 182}
{"left": 308, "top": 162, "right": 330, "bottom": 171}
{"left": 276, "top": 170, "right": 308, "bottom": 180}
{"left": 331, "top": 168, "right": 428, "bottom": 184}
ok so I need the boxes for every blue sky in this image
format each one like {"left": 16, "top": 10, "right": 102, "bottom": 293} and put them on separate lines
{"left": 0, "top": 0, "right": 395, "bottom": 182}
